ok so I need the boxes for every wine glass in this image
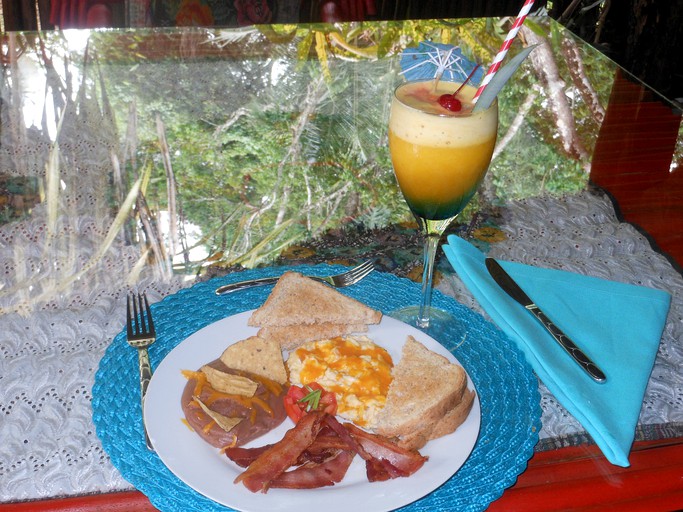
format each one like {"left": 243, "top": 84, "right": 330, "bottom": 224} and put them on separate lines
{"left": 388, "top": 79, "right": 498, "bottom": 334}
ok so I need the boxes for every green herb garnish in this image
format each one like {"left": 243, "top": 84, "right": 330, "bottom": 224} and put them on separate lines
{"left": 297, "top": 386, "right": 322, "bottom": 412}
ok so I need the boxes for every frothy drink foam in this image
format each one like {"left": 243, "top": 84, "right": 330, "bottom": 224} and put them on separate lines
{"left": 390, "top": 81, "right": 498, "bottom": 149}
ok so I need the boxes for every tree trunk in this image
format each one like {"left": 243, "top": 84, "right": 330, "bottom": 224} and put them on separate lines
{"left": 155, "top": 114, "right": 179, "bottom": 258}
{"left": 522, "top": 26, "right": 590, "bottom": 167}
{"left": 561, "top": 36, "right": 605, "bottom": 125}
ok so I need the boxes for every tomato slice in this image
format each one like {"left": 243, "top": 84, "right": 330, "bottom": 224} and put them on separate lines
{"left": 284, "top": 383, "right": 338, "bottom": 423}
{"left": 283, "top": 385, "right": 306, "bottom": 423}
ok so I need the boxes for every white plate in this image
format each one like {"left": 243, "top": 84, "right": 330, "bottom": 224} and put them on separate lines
{"left": 144, "top": 311, "right": 481, "bottom": 512}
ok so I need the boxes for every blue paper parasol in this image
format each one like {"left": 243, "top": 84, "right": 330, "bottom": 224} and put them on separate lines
{"left": 400, "top": 42, "right": 484, "bottom": 84}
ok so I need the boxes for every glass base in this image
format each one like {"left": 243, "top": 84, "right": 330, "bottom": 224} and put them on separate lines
{"left": 389, "top": 305, "right": 467, "bottom": 345}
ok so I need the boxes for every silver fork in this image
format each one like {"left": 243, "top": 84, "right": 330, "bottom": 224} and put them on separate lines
{"left": 126, "top": 292, "right": 156, "bottom": 451}
{"left": 215, "top": 258, "right": 376, "bottom": 295}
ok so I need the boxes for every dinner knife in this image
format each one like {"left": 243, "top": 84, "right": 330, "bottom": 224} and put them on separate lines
{"left": 485, "top": 258, "right": 606, "bottom": 383}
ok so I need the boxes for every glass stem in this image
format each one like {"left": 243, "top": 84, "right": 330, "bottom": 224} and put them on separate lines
{"left": 417, "top": 232, "right": 441, "bottom": 328}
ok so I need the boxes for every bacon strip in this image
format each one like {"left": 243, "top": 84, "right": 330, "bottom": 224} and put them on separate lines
{"left": 231, "top": 412, "right": 428, "bottom": 492}
{"left": 344, "top": 423, "right": 428, "bottom": 481}
{"left": 226, "top": 423, "right": 352, "bottom": 470}
{"left": 365, "top": 456, "right": 402, "bottom": 481}
{"left": 269, "top": 450, "right": 355, "bottom": 489}
{"left": 301, "top": 432, "right": 353, "bottom": 464}
{"left": 224, "top": 444, "right": 273, "bottom": 468}
{"left": 323, "top": 415, "right": 372, "bottom": 459}
{"left": 306, "top": 432, "right": 352, "bottom": 453}
{"left": 226, "top": 426, "right": 352, "bottom": 468}
{"left": 234, "top": 411, "right": 325, "bottom": 492}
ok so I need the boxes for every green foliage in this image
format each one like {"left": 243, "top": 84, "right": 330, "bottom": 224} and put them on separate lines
{"left": 86, "top": 18, "right": 603, "bottom": 270}
{"left": 492, "top": 134, "right": 586, "bottom": 200}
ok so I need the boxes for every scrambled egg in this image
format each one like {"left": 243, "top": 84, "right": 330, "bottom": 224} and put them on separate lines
{"left": 286, "top": 336, "right": 393, "bottom": 427}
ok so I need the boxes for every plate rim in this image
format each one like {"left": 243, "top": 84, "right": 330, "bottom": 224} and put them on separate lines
{"left": 144, "top": 309, "right": 481, "bottom": 512}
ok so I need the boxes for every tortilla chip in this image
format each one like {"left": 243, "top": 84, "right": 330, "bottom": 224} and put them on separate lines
{"left": 220, "top": 336, "right": 288, "bottom": 385}
{"left": 194, "top": 396, "right": 243, "bottom": 433}
{"left": 201, "top": 365, "right": 258, "bottom": 397}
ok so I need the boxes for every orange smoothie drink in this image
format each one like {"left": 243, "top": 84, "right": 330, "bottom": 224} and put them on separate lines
{"left": 389, "top": 80, "right": 498, "bottom": 220}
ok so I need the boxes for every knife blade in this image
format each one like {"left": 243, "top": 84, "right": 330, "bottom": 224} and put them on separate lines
{"left": 485, "top": 258, "right": 606, "bottom": 383}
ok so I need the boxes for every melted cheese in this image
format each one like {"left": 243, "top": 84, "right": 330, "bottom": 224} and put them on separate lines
{"left": 287, "top": 336, "right": 393, "bottom": 427}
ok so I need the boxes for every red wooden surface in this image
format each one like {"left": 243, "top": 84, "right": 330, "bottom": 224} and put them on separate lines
{"left": 590, "top": 70, "right": 683, "bottom": 270}
{"left": 488, "top": 438, "right": 683, "bottom": 512}
{"left": 0, "top": 491, "right": 157, "bottom": 511}
{"left": 4, "top": 437, "right": 682, "bottom": 511}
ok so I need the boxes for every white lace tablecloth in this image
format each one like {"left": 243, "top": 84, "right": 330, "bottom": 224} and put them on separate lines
{"left": 1, "top": 189, "right": 682, "bottom": 502}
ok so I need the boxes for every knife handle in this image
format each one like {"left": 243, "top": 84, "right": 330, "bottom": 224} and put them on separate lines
{"left": 215, "top": 276, "right": 279, "bottom": 295}
{"left": 526, "top": 305, "right": 607, "bottom": 383}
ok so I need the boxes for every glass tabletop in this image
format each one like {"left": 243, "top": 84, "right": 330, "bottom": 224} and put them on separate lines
{"left": 1, "top": 17, "right": 679, "bottom": 297}
{"left": 0, "top": 16, "right": 681, "bottom": 509}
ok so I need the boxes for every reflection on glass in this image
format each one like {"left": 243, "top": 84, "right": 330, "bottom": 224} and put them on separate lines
{"left": 0, "top": 19, "right": 625, "bottom": 315}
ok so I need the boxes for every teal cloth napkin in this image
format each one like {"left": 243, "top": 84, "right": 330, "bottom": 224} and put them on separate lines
{"left": 443, "top": 235, "right": 671, "bottom": 467}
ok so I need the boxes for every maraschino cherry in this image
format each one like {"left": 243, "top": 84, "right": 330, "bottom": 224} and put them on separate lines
{"left": 438, "top": 94, "right": 462, "bottom": 112}
{"left": 436, "top": 64, "right": 481, "bottom": 113}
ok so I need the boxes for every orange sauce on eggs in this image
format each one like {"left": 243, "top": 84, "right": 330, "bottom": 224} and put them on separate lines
{"left": 290, "top": 336, "right": 393, "bottom": 426}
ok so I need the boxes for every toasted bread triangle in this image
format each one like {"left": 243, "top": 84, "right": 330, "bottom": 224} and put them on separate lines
{"left": 247, "top": 271, "right": 382, "bottom": 328}
{"left": 257, "top": 322, "right": 369, "bottom": 350}
{"left": 396, "top": 388, "right": 475, "bottom": 450}
{"left": 373, "top": 336, "right": 469, "bottom": 443}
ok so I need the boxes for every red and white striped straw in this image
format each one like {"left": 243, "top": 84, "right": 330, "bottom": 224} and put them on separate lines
{"left": 472, "top": 0, "right": 535, "bottom": 103}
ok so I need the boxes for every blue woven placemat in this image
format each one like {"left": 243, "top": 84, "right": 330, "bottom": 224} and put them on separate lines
{"left": 92, "top": 265, "right": 541, "bottom": 512}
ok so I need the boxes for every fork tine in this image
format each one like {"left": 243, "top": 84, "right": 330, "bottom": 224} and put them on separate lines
{"left": 133, "top": 293, "right": 141, "bottom": 335}
{"left": 357, "top": 259, "right": 374, "bottom": 274}
{"left": 342, "top": 259, "right": 374, "bottom": 284}
{"left": 143, "top": 293, "right": 155, "bottom": 335}
{"left": 353, "top": 266, "right": 374, "bottom": 282}
{"left": 126, "top": 294, "right": 134, "bottom": 338}
{"left": 139, "top": 294, "right": 146, "bottom": 334}
{"left": 350, "top": 259, "right": 374, "bottom": 278}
